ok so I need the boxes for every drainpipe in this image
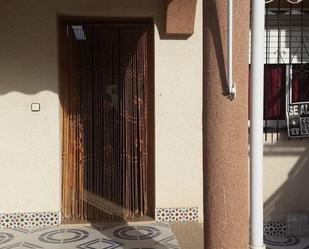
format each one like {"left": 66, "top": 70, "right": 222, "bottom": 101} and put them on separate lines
{"left": 228, "top": 0, "right": 236, "bottom": 99}
{"left": 250, "top": 0, "right": 266, "bottom": 248}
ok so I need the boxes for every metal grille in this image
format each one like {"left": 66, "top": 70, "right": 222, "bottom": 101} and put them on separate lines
{"left": 250, "top": 0, "right": 309, "bottom": 140}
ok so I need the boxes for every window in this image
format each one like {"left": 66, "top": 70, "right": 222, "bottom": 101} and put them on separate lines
{"left": 249, "top": 3, "right": 309, "bottom": 134}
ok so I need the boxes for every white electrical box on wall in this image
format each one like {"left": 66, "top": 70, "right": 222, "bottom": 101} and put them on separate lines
{"left": 31, "top": 103, "right": 40, "bottom": 112}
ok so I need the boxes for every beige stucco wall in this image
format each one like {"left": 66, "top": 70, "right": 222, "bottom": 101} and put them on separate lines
{"left": 264, "top": 132, "right": 309, "bottom": 222}
{"left": 0, "top": 0, "right": 203, "bottom": 220}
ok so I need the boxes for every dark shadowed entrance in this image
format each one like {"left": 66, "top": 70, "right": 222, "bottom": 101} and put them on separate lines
{"left": 59, "top": 19, "right": 155, "bottom": 223}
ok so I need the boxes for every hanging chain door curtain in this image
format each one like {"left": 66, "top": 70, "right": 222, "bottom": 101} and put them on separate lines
{"left": 59, "top": 21, "right": 154, "bottom": 222}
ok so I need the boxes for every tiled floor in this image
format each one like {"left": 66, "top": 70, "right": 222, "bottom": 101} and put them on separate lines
{"left": 170, "top": 222, "right": 203, "bottom": 249}
{"left": 265, "top": 236, "right": 309, "bottom": 249}
{"left": 0, "top": 223, "right": 180, "bottom": 249}
{"left": 3, "top": 223, "right": 308, "bottom": 249}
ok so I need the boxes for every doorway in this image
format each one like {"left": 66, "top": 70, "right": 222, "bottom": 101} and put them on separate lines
{"left": 59, "top": 18, "right": 155, "bottom": 223}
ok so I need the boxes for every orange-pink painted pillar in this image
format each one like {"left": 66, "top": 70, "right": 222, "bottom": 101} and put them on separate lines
{"left": 203, "top": 0, "right": 250, "bottom": 248}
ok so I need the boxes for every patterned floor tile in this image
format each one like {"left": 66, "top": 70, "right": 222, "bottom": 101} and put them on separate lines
{"left": 0, "top": 223, "right": 180, "bottom": 249}
{"left": 265, "top": 236, "right": 309, "bottom": 249}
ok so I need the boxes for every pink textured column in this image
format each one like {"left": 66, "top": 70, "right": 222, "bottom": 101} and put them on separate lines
{"left": 203, "top": 0, "right": 250, "bottom": 248}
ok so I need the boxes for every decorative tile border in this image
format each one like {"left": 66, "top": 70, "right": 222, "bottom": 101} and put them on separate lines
{"left": 200, "top": 221, "right": 286, "bottom": 237}
{"left": 1, "top": 208, "right": 199, "bottom": 228}
{"left": 263, "top": 222, "right": 287, "bottom": 237}
{"left": 0, "top": 212, "right": 60, "bottom": 228}
{"left": 0, "top": 210, "right": 288, "bottom": 238}
{"left": 155, "top": 207, "right": 198, "bottom": 223}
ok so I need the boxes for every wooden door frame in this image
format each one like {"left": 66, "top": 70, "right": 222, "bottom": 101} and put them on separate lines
{"left": 57, "top": 16, "right": 155, "bottom": 220}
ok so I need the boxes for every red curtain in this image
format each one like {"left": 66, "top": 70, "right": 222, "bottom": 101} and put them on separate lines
{"left": 264, "top": 65, "right": 286, "bottom": 120}
{"left": 292, "top": 64, "right": 309, "bottom": 103}
{"left": 248, "top": 65, "right": 286, "bottom": 120}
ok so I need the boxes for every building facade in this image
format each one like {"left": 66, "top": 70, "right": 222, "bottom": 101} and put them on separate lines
{"left": 0, "top": 0, "right": 309, "bottom": 247}
{"left": 0, "top": 0, "right": 203, "bottom": 227}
